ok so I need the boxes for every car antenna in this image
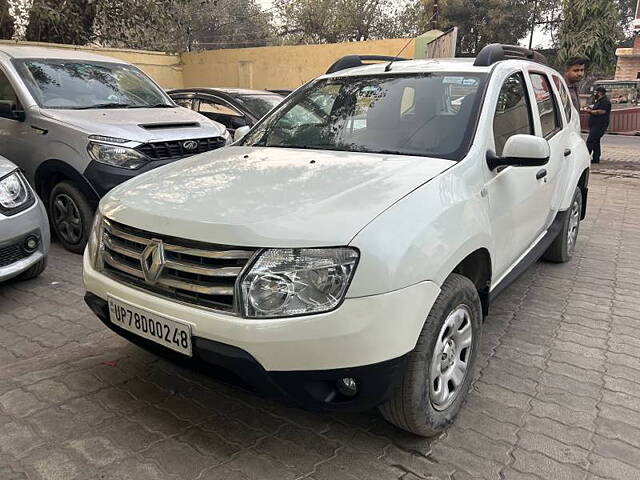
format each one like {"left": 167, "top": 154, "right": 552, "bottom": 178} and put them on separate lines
{"left": 385, "top": 13, "right": 437, "bottom": 72}
{"left": 384, "top": 37, "right": 414, "bottom": 72}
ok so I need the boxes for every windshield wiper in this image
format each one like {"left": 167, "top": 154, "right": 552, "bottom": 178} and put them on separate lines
{"left": 73, "top": 102, "right": 132, "bottom": 110}
{"left": 128, "top": 104, "right": 175, "bottom": 108}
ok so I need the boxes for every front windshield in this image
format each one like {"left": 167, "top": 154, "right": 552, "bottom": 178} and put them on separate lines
{"left": 13, "top": 59, "right": 173, "bottom": 109}
{"left": 236, "top": 94, "right": 284, "bottom": 118}
{"left": 241, "top": 73, "right": 487, "bottom": 160}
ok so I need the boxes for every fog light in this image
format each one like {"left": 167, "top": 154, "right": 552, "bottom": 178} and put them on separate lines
{"left": 336, "top": 377, "right": 358, "bottom": 397}
{"left": 23, "top": 235, "right": 39, "bottom": 253}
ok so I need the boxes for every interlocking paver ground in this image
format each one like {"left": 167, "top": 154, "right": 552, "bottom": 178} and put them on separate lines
{"left": 2, "top": 170, "right": 640, "bottom": 479}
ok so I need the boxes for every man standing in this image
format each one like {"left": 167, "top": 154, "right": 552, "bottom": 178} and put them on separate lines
{"left": 583, "top": 86, "right": 611, "bottom": 164}
{"left": 564, "top": 57, "right": 587, "bottom": 111}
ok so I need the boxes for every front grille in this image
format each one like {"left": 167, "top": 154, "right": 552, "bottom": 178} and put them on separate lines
{"left": 136, "top": 137, "right": 226, "bottom": 161}
{"left": 0, "top": 242, "right": 28, "bottom": 268}
{"left": 101, "top": 219, "right": 256, "bottom": 313}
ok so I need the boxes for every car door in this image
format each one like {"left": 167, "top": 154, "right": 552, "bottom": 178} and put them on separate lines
{"left": 484, "top": 71, "right": 552, "bottom": 277}
{"left": 195, "top": 96, "right": 250, "bottom": 135}
{"left": 0, "top": 67, "right": 34, "bottom": 175}
{"left": 525, "top": 70, "right": 564, "bottom": 228}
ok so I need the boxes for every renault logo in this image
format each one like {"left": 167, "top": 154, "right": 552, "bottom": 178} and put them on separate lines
{"left": 182, "top": 140, "right": 198, "bottom": 151}
{"left": 140, "top": 239, "right": 165, "bottom": 285}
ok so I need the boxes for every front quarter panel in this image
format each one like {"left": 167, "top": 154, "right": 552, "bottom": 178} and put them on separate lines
{"left": 348, "top": 150, "right": 493, "bottom": 297}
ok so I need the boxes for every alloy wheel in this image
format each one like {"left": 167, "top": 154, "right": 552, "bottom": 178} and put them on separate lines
{"left": 52, "top": 193, "right": 83, "bottom": 246}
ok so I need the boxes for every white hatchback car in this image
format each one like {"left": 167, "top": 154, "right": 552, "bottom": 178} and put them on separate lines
{"left": 84, "top": 44, "right": 590, "bottom": 436}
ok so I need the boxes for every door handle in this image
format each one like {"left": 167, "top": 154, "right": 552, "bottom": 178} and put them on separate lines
{"left": 536, "top": 169, "right": 547, "bottom": 180}
{"left": 564, "top": 148, "right": 571, "bottom": 157}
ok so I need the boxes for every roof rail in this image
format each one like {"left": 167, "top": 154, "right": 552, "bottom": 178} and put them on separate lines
{"left": 326, "top": 55, "right": 410, "bottom": 74}
{"left": 473, "top": 44, "right": 547, "bottom": 67}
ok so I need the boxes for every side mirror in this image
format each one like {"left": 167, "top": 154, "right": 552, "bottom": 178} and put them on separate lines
{"left": 234, "top": 125, "right": 251, "bottom": 142}
{"left": 487, "top": 134, "right": 550, "bottom": 170}
{"left": 0, "top": 102, "right": 26, "bottom": 122}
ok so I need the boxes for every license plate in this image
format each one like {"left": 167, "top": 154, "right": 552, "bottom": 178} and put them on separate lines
{"left": 108, "top": 296, "right": 192, "bottom": 356}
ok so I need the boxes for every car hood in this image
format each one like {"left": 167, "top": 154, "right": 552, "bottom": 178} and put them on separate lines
{"left": 101, "top": 147, "right": 455, "bottom": 247}
{"left": 38, "top": 106, "right": 226, "bottom": 142}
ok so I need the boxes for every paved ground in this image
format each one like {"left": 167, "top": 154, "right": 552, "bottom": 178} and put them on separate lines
{"left": 2, "top": 153, "right": 640, "bottom": 479}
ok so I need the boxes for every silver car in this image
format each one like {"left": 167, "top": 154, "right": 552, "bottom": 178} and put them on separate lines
{"left": 0, "top": 46, "right": 228, "bottom": 254}
{"left": 0, "top": 156, "right": 49, "bottom": 282}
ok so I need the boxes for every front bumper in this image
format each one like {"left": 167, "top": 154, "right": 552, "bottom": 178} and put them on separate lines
{"left": 84, "top": 159, "right": 179, "bottom": 197}
{"left": 0, "top": 201, "right": 50, "bottom": 282}
{"left": 83, "top": 251, "right": 441, "bottom": 410}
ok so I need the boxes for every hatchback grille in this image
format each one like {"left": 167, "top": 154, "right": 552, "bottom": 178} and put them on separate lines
{"left": 136, "top": 137, "right": 226, "bottom": 161}
{"left": 0, "top": 242, "right": 28, "bottom": 268}
{"left": 101, "top": 219, "right": 257, "bottom": 313}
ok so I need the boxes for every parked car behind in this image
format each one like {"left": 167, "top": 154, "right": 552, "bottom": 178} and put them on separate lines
{"left": 84, "top": 45, "right": 590, "bottom": 436}
{"left": 0, "top": 156, "right": 49, "bottom": 282}
{"left": 0, "top": 46, "right": 229, "bottom": 254}
{"left": 168, "top": 88, "right": 284, "bottom": 135}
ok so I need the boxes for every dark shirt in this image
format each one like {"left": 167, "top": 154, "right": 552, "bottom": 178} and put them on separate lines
{"left": 567, "top": 83, "right": 581, "bottom": 111}
{"left": 588, "top": 95, "right": 611, "bottom": 130}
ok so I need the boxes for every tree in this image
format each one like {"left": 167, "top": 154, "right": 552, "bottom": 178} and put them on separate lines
{"left": 557, "top": 0, "right": 621, "bottom": 74}
{"left": 275, "top": 0, "right": 401, "bottom": 44}
{"left": 25, "top": 0, "right": 97, "bottom": 44}
{"left": 93, "top": 0, "right": 273, "bottom": 52}
{"left": 396, "top": 0, "right": 535, "bottom": 55}
{"left": 0, "top": 0, "right": 14, "bottom": 39}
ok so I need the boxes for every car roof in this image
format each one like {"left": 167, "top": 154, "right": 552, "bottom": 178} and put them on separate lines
{"left": 321, "top": 57, "right": 557, "bottom": 79}
{"left": 169, "top": 87, "right": 281, "bottom": 96}
{"left": 0, "top": 45, "right": 128, "bottom": 64}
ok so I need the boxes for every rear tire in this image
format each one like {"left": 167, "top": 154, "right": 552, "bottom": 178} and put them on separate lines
{"left": 17, "top": 257, "right": 47, "bottom": 280}
{"left": 543, "top": 186, "right": 582, "bottom": 263}
{"left": 379, "top": 273, "right": 482, "bottom": 436}
{"left": 49, "top": 181, "right": 94, "bottom": 254}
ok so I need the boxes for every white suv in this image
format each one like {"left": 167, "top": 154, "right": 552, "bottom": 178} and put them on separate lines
{"left": 83, "top": 44, "right": 590, "bottom": 436}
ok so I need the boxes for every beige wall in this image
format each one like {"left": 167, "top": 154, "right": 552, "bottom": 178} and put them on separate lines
{"left": 180, "top": 38, "right": 416, "bottom": 90}
{"left": 0, "top": 40, "right": 183, "bottom": 88}
{"left": 1, "top": 38, "right": 418, "bottom": 90}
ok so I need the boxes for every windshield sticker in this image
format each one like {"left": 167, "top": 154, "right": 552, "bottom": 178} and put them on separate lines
{"left": 463, "top": 78, "right": 479, "bottom": 87}
{"left": 443, "top": 76, "right": 463, "bottom": 85}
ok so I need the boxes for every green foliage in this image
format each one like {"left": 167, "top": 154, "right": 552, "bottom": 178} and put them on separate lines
{"left": 26, "top": 0, "right": 97, "bottom": 45}
{"left": 397, "top": 0, "right": 534, "bottom": 55}
{"left": 274, "top": 0, "right": 402, "bottom": 44}
{"left": 557, "top": 0, "right": 621, "bottom": 75}
{"left": 0, "top": 0, "right": 14, "bottom": 39}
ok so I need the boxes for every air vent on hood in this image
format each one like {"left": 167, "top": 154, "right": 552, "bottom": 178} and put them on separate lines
{"left": 139, "top": 122, "right": 200, "bottom": 130}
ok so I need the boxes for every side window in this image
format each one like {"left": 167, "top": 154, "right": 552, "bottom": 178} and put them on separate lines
{"left": 197, "top": 99, "right": 247, "bottom": 130}
{"left": 552, "top": 76, "right": 572, "bottom": 122}
{"left": 529, "top": 73, "right": 562, "bottom": 137}
{"left": 172, "top": 96, "right": 194, "bottom": 109}
{"left": 0, "top": 70, "right": 20, "bottom": 110}
{"left": 493, "top": 72, "right": 533, "bottom": 156}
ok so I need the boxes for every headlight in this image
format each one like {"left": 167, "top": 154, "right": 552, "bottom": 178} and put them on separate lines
{"left": 240, "top": 248, "right": 359, "bottom": 318}
{"left": 87, "top": 142, "right": 148, "bottom": 169}
{"left": 86, "top": 212, "right": 105, "bottom": 270}
{"left": 0, "top": 170, "right": 33, "bottom": 215}
{"left": 223, "top": 129, "right": 232, "bottom": 145}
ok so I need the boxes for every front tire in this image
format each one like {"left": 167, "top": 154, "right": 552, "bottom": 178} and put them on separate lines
{"left": 379, "top": 273, "right": 482, "bottom": 436}
{"left": 543, "top": 186, "right": 582, "bottom": 263}
{"left": 49, "top": 181, "right": 94, "bottom": 254}
{"left": 17, "top": 257, "right": 47, "bottom": 280}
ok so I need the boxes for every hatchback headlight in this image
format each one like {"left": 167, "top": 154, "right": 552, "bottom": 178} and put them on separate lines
{"left": 0, "top": 170, "right": 33, "bottom": 216}
{"left": 240, "top": 248, "right": 359, "bottom": 318}
{"left": 86, "top": 212, "right": 105, "bottom": 270}
{"left": 87, "top": 142, "right": 148, "bottom": 169}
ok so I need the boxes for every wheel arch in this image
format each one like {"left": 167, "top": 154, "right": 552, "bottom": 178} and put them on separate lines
{"left": 450, "top": 247, "right": 492, "bottom": 318}
{"left": 34, "top": 160, "right": 99, "bottom": 208}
